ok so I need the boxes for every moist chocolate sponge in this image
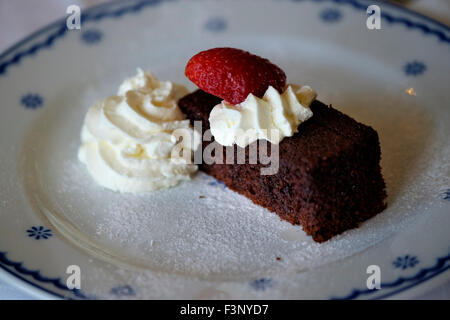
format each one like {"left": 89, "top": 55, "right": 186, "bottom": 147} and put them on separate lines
{"left": 179, "top": 89, "right": 387, "bottom": 242}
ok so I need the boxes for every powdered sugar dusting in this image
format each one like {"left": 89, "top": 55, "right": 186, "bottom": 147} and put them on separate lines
{"left": 19, "top": 82, "right": 449, "bottom": 281}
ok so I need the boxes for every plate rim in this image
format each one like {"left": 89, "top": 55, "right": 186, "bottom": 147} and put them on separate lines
{"left": 0, "top": 0, "right": 449, "bottom": 300}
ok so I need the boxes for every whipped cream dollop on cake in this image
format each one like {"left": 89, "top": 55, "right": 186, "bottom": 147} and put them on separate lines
{"left": 209, "top": 85, "right": 316, "bottom": 147}
{"left": 78, "top": 69, "right": 199, "bottom": 193}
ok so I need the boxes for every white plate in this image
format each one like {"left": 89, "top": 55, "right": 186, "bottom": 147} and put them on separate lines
{"left": 0, "top": 0, "right": 449, "bottom": 299}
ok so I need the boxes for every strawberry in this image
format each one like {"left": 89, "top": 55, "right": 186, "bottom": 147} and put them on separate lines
{"left": 185, "top": 47, "right": 286, "bottom": 105}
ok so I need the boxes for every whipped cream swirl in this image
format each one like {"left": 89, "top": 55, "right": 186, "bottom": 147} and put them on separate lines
{"left": 78, "top": 69, "right": 199, "bottom": 193}
{"left": 209, "top": 85, "right": 316, "bottom": 147}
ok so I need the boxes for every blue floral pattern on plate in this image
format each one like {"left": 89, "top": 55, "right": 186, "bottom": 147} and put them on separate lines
{"left": 110, "top": 285, "right": 136, "bottom": 296}
{"left": 404, "top": 61, "right": 426, "bottom": 76}
{"left": 205, "top": 17, "right": 227, "bottom": 32}
{"left": 393, "top": 255, "right": 419, "bottom": 270}
{"left": 26, "top": 226, "right": 52, "bottom": 240}
{"left": 21, "top": 93, "right": 43, "bottom": 109}
{"left": 81, "top": 29, "right": 103, "bottom": 44}
{"left": 250, "top": 278, "right": 274, "bottom": 291}
{"left": 320, "top": 8, "right": 342, "bottom": 23}
{"left": 440, "top": 189, "right": 450, "bottom": 201}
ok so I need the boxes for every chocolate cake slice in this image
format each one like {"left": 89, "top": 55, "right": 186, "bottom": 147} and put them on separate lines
{"left": 180, "top": 89, "right": 386, "bottom": 242}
